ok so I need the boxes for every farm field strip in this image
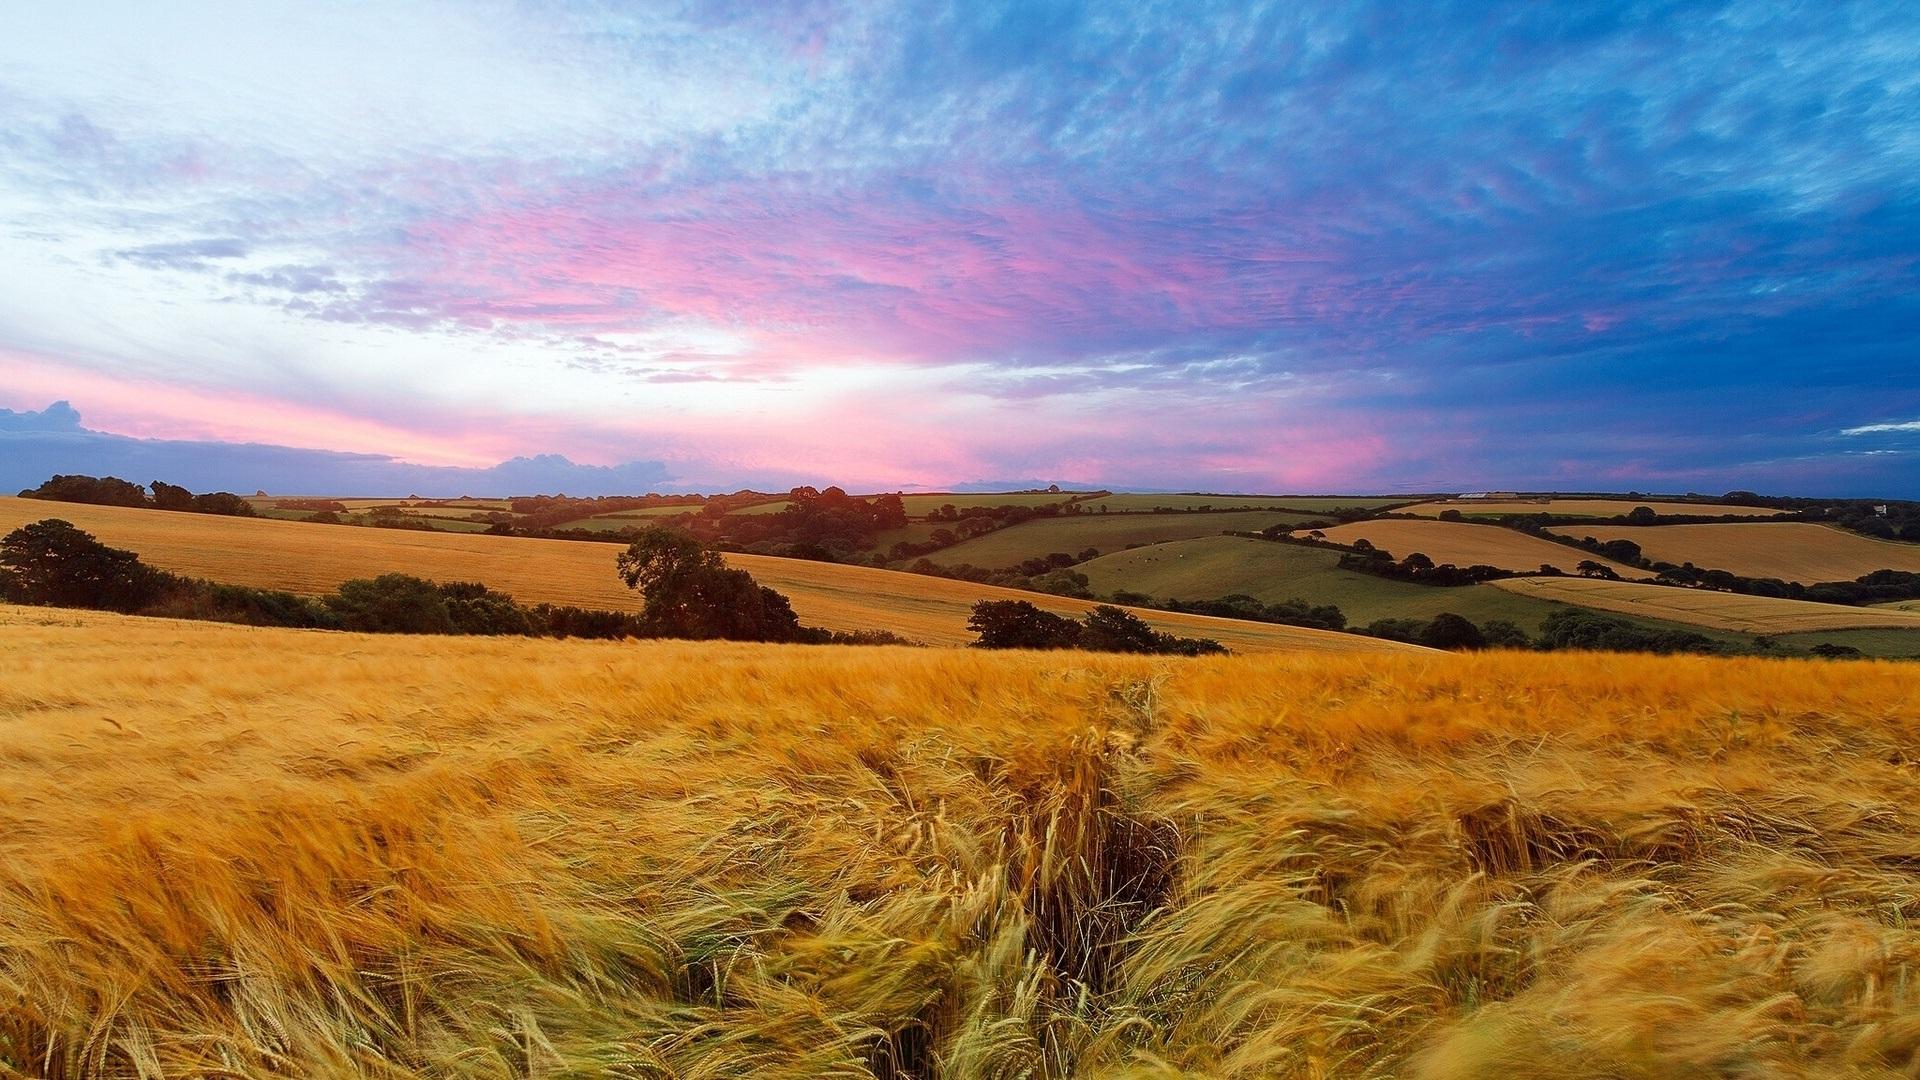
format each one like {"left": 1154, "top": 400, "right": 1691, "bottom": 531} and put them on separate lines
{"left": 1301, "top": 519, "right": 1655, "bottom": 578}
{"left": 1402, "top": 498, "right": 1785, "bottom": 518}
{"left": 0, "top": 497, "right": 1405, "bottom": 653}
{"left": 1543, "top": 521, "right": 1920, "bottom": 583}
{"left": 1489, "top": 576, "right": 1920, "bottom": 633}
{"left": 924, "top": 510, "right": 1317, "bottom": 568}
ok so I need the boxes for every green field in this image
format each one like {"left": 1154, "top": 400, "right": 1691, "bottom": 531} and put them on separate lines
{"left": 1072, "top": 535, "right": 1766, "bottom": 645}
{"left": 1772, "top": 627, "right": 1920, "bottom": 658}
{"left": 1074, "top": 493, "right": 1411, "bottom": 513}
{"left": 883, "top": 491, "right": 1084, "bottom": 516}
{"left": 922, "top": 511, "right": 1316, "bottom": 569}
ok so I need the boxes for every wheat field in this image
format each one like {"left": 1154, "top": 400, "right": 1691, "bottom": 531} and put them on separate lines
{"left": 1490, "top": 575, "right": 1920, "bottom": 633}
{"left": 5, "top": 605, "right": 1920, "bottom": 1077}
{"left": 1544, "top": 521, "right": 1920, "bottom": 583}
{"left": 0, "top": 498, "right": 1395, "bottom": 654}
{"left": 1298, "top": 519, "right": 1654, "bottom": 578}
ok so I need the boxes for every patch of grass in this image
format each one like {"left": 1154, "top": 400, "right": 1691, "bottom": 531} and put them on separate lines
{"left": 886, "top": 492, "right": 1084, "bottom": 515}
{"left": 1770, "top": 627, "right": 1920, "bottom": 658}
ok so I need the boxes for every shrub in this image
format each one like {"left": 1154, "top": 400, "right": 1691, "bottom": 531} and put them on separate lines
{"left": 0, "top": 519, "right": 168, "bottom": 613}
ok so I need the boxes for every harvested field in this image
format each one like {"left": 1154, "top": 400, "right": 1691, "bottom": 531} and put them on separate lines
{"left": 1301, "top": 519, "right": 1654, "bottom": 578}
{"left": 1489, "top": 576, "right": 1920, "bottom": 633}
{"left": 1544, "top": 521, "right": 1920, "bottom": 583}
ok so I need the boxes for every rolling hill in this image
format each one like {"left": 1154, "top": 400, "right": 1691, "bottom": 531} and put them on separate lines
{"left": 1301, "top": 519, "right": 1655, "bottom": 578}
{"left": 0, "top": 497, "right": 1401, "bottom": 653}
{"left": 921, "top": 510, "right": 1318, "bottom": 568}
{"left": 1543, "top": 521, "right": 1920, "bottom": 583}
{"left": 1076, "top": 535, "right": 1559, "bottom": 625}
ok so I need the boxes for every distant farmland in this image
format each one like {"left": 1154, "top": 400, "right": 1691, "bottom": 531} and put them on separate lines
{"left": 0, "top": 497, "right": 1402, "bottom": 653}
{"left": 921, "top": 510, "right": 1319, "bottom": 568}
{"left": 1544, "top": 521, "right": 1920, "bottom": 583}
{"left": 1490, "top": 576, "right": 1920, "bottom": 634}
{"left": 1301, "top": 519, "right": 1655, "bottom": 578}
{"left": 1074, "top": 535, "right": 1762, "bottom": 644}
{"left": 1402, "top": 498, "right": 1785, "bottom": 518}
{"left": 1071, "top": 493, "right": 1408, "bottom": 513}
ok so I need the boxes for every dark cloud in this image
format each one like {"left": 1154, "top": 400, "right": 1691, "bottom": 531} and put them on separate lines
{"left": 0, "top": 403, "right": 674, "bottom": 497}
{"left": 0, "top": 399, "right": 82, "bottom": 432}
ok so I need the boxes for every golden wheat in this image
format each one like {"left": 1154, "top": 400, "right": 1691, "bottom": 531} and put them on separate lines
{"left": 0, "top": 497, "right": 1401, "bottom": 653}
{"left": 1544, "top": 521, "right": 1920, "bottom": 583}
{"left": 1490, "top": 574, "right": 1920, "bottom": 633}
{"left": 3, "top": 605, "right": 1919, "bottom": 1077}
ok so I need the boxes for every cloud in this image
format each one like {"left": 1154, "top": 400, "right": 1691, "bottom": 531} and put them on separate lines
{"left": 1842, "top": 420, "right": 1920, "bottom": 435}
{"left": 113, "top": 238, "right": 250, "bottom": 270}
{"left": 0, "top": 399, "right": 82, "bottom": 432}
{"left": 0, "top": 1, "right": 1914, "bottom": 495}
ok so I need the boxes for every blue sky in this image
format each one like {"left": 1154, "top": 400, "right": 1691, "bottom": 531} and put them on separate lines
{"left": 1, "top": 1, "right": 1917, "bottom": 496}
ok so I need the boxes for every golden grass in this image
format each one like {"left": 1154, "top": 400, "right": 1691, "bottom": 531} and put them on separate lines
{"left": 5, "top": 606, "right": 1920, "bottom": 1077}
{"left": 1489, "top": 575, "right": 1920, "bottom": 633}
{"left": 1403, "top": 498, "right": 1784, "bottom": 518}
{"left": 1545, "top": 521, "right": 1920, "bottom": 584}
{"left": 0, "top": 497, "right": 1398, "bottom": 654}
{"left": 1300, "top": 519, "right": 1654, "bottom": 578}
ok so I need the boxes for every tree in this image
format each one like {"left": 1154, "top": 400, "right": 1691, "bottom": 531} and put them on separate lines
{"left": 616, "top": 527, "right": 809, "bottom": 642}
{"left": 440, "top": 582, "right": 534, "bottom": 636}
{"left": 1365, "top": 618, "right": 1427, "bottom": 643}
{"left": 1626, "top": 506, "right": 1659, "bottom": 525}
{"left": 1079, "top": 605, "right": 1164, "bottom": 653}
{"left": 1575, "top": 560, "right": 1621, "bottom": 580}
{"left": 1402, "top": 552, "right": 1435, "bottom": 571}
{"left": 0, "top": 519, "right": 167, "bottom": 613}
{"left": 149, "top": 480, "right": 196, "bottom": 511}
{"left": 326, "top": 574, "right": 453, "bottom": 633}
{"left": 1480, "top": 620, "right": 1532, "bottom": 648}
{"left": 617, "top": 528, "right": 720, "bottom": 596}
{"left": 19, "top": 474, "right": 150, "bottom": 507}
{"left": 1417, "top": 612, "right": 1485, "bottom": 651}
{"left": 967, "top": 600, "right": 1082, "bottom": 649}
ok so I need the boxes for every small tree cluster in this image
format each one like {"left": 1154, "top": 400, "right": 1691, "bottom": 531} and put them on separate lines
{"left": 20, "top": 475, "right": 256, "bottom": 516}
{"left": 966, "top": 600, "right": 1225, "bottom": 655}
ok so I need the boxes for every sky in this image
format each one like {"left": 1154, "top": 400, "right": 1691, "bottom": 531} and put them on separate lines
{"left": 1, "top": 1, "right": 1917, "bottom": 497}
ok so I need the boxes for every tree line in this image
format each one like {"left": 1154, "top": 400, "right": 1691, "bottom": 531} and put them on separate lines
{"left": 0, "top": 519, "right": 906, "bottom": 645}
{"left": 20, "top": 474, "right": 256, "bottom": 516}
